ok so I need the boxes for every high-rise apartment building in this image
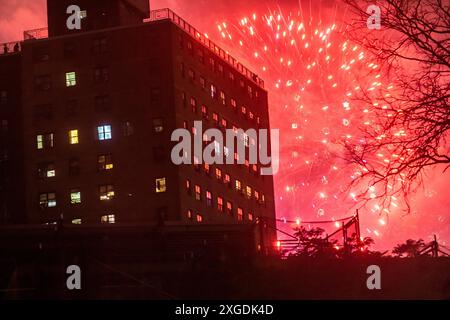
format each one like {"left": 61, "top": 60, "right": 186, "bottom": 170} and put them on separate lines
{"left": 0, "top": 0, "right": 276, "bottom": 250}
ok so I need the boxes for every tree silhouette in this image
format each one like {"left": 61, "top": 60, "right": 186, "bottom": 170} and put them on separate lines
{"left": 392, "top": 239, "right": 426, "bottom": 257}
{"left": 343, "top": 0, "right": 450, "bottom": 210}
{"left": 292, "top": 226, "right": 337, "bottom": 258}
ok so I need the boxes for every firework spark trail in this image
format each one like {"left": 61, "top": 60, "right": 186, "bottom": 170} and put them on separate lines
{"left": 214, "top": 8, "right": 400, "bottom": 241}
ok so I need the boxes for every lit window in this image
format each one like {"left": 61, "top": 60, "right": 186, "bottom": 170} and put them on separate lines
{"left": 246, "top": 186, "right": 252, "bottom": 199}
{"left": 226, "top": 201, "right": 233, "bottom": 215}
{"left": 212, "top": 113, "right": 219, "bottom": 124}
{"left": 99, "top": 185, "right": 115, "bottom": 200}
{"left": 220, "top": 91, "right": 226, "bottom": 105}
{"left": 214, "top": 141, "right": 221, "bottom": 155}
{"left": 241, "top": 106, "right": 247, "bottom": 115}
{"left": 254, "top": 190, "right": 260, "bottom": 200}
{"left": 72, "top": 218, "right": 82, "bottom": 225}
{"left": 186, "top": 179, "right": 191, "bottom": 193}
{"left": 153, "top": 118, "right": 164, "bottom": 133}
{"left": 101, "top": 214, "right": 115, "bottom": 224}
{"left": 224, "top": 174, "right": 231, "bottom": 184}
{"left": 65, "top": 72, "right": 76, "bottom": 87}
{"left": 220, "top": 118, "right": 227, "bottom": 128}
{"left": 215, "top": 168, "right": 222, "bottom": 180}
{"left": 98, "top": 125, "right": 112, "bottom": 140}
{"left": 98, "top": 154, "right": 113, "bottom": 171}
{"left": 195, "top": 185, "right": 201, "bottom": 201}
{"left": 224, "top": 146, "right": 229, "bottom": 157}
{"left": 235, "top": 180, "right": 242, "bottom": 191}
{"left": 230, "top": 98, "right": 237, "bottom": 109}
{"left": 248, "top": 212, "right": 254, "bottom": 221}
{"left": 237, "top": 208, "right": 244, "bottom": 221}
{"left": 37, "top": 133, "right": 54, "bottom": 149}
{"left": 243, "top": 133, "right": 249, "bottom": 147}
{"left": 204, "top": 163, "right": 210, "bottom": 174}
{"left": 70, "top": 189, "right": 81, "bottom": 204}
{"left": 217, "top": 197, "right": 224, "bottom": 212}
{"left": 206, "top": 191, "right": 212, "bottom": 206}
{"left": 47, "top": 166, "right": 56, "bottom": 177}
{"left": 196, "top": 214, "right": 203, "bottom": 223}
{"left": 40, "top": 192, "right": 56, "bottom": 208}
{"left": 69, "top": 129, "right": 79, "bottom": 144}
{"left": 201, "top": 105, "right": 208, "bottom": 118}
{"left": 210, "top": 84, "right": 217, "bottom": 99}
{"left": 187, "top": 209, "right": 193, "bottom": 219}
{"left": 38, "top": 162, "right": 55, "bottom": 178}
{"left": 156, "top": 178, "right": 167, "bottom": 193}
{"left": 190, "top": 97, "right": 197, "bottom": 113}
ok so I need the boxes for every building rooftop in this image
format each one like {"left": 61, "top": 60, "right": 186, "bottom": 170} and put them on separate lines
{"left": 0, "top": 8, "right": 265, "bottom": 89}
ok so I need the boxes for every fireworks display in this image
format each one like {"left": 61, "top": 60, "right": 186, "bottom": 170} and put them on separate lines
{"left": 209, "top": 4, "right": 450, "bottom": 248}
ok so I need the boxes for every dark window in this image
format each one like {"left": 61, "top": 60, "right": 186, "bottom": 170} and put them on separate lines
{"left": 33, "top": 46, "right": 50, "bottom": 62}
{"left": 197, "top": 49, "right": 204, "bottom": 63}
{"left": 34, "top": 104, "right": 53, "bottom": 120}
{"left": 188, "top": 69, "right": 195, "bottom": 81}
{"left": 0, "top": 120, "right": 8, "bottom": 132}
{"left": 153, "top": 118, "right": 164, "bottom": 133}
{"left": 199, "top": 77, "right": 206, "bottom": 90}
{"left": 64, "top": 42, "right": 77, "bottom": 58}
{"left": 34, "top": 75, "right": 52, "bottom": 91}
{"left": 150, "top": 88, "right": 161, "bottom": 106}
{"left": 94, "top": 67, "right": 109, "bottom": 83}
{"left": 93, "top": 37, "right": 108, "bottom": 54}
{"left": 217, "top": 64, "right": 224, "bottom": 76}
{"left": 123, "top": 121, "right": 134, "bottom": 136}
{"left": 180, "top": 62, "right": 185, "bottom": 78}
{"left": 65, "top": 100, "right": 77, "bottom": 117}
{"left": 0, "top": 91, "right": 7, "bottom": 105}
{"left": 153, "top": 146, "right": 165, "bottom": 162}
{"left": 229, "top": 72, "right": 235, "bottom": 83}
{"left": 94, "top": 95, "right": 110, "bottom": 112}
{"left": 69, "top": 158, "right": 80, "bottom": 176}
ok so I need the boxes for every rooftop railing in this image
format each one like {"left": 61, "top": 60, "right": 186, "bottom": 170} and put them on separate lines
{"left": 23, "top": 27, "right": 48, "bottom": 41}
{"left": 147, "top": 8, "right": 265, "bottom": 89}
{"left": 2, "top": 9, "right": 265, "bottom": 88}
{"left": 0, "top": 41, "right": 22, "bottom": 55}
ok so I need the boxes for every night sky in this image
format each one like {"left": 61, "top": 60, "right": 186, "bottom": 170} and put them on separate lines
{"left": 1, "top": 0, "right": 449, "bottom": 250}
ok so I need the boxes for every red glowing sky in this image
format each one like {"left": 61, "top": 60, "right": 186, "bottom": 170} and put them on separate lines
{"left": 1, "top": 0, "right": 449, "bottom": 251}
